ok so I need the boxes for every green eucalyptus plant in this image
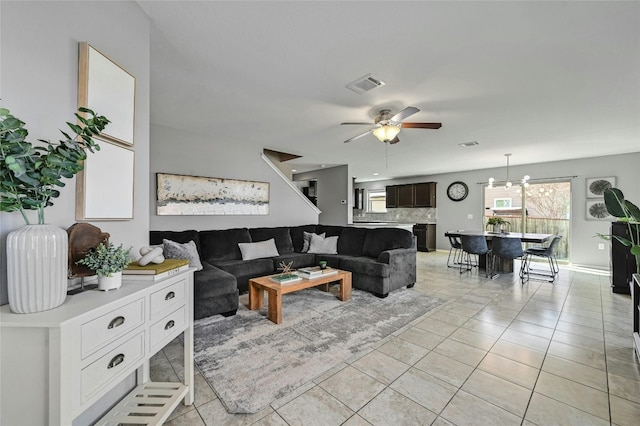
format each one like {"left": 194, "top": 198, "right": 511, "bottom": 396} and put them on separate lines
{"left": 0, "top": 107, "right": 110, "bottom": 225}
{"left": 486, "top": 217, "right": 510, "bottom": 226}
{"left": 76, "top": 242, "right": 131, "bottom": 277}
{"left": 602, "top": 188, "right": 640, "bottom": 274}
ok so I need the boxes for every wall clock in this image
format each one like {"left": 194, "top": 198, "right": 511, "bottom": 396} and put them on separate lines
{"left": 447, "top": 181, "right": 469, "bottom": 201}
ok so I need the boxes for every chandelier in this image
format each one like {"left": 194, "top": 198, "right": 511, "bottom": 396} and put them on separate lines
{"left": 488, "top": 153, "right": 530, "bottom": 189}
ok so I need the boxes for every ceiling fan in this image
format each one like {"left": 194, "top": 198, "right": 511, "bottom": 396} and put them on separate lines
{"left": 342, "top": 106, "right": 441, "bottom": 144}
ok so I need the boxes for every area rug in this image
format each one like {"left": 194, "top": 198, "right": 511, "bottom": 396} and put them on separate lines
{"left": 193, "top": 286, "right": 446, "bottom": 414}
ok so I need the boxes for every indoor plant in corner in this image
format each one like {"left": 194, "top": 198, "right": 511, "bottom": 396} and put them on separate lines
{"left": 76, "top": 242, "right": 131, "bottom": 291}
{"left": 603, "top": 188, "right": 640, "bottom": 275}
{"left": 1, "top": 107, "right": 109, "bottom": 313}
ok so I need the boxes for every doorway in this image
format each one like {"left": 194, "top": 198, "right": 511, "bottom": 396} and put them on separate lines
{"left": 484, "top": 181, "right": 571, "bottom": 260}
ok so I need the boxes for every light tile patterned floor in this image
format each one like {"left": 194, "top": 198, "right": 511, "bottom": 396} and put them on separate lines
{"left": 153, "top": 251, "right": 640, "bottom": 425}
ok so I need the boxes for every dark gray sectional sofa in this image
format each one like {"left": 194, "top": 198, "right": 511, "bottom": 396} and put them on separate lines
{"left": 150, "top": 225, "right": 416, "bottom": 320}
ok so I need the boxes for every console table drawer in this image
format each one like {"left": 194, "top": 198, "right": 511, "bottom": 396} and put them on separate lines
{"left": 150, "top": 306, "right": 187, "bottom": 353}
{"left": 81, "top": 331, "right": 145, "bottom": 403}
{"left": 150, "top": 278, "right": 186, "bottom": 320}
{"left": 81, "top": 298, "right": 145, "bottom": 359}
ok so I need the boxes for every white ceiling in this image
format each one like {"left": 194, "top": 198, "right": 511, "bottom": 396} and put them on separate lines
{"left": 137, "top": 1, "right": 640, "bottom": 182}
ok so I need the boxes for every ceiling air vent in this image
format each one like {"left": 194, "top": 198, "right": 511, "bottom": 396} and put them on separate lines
{"left": 346, "top": 74, "right": 386, "bottom": 94}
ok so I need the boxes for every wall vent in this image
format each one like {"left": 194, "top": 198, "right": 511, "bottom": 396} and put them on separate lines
{"left": 346, "top": 74, "right": 386, "bottom": 94}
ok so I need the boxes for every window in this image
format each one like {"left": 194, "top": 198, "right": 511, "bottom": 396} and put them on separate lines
{"left": 367, "top": 190, "right": 386, "bottom": 212}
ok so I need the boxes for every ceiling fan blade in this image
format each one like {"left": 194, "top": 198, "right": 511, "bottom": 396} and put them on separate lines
{"left": 390, "top": 106, "right": 419, "bottom": 122}
{"left": 341, "top": 122, "right": 374, "bottom": 125}
{"left": 344, "top": 129, "right": 373, "bottom": 143}
{"left": 401, "top": 122, "right": 442, "bottom": 129}
{"left": 389, "top": 136, "right": 400, "bottom": 144}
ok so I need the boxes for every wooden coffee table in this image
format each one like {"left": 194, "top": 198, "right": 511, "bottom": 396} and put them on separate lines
{"left": 248, "top": 270, "right": 352, "bottom": 324}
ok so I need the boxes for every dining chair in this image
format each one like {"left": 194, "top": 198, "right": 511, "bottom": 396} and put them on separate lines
{"left": 447, "top": 235, "right": 463, "bottom": 268}
{"left": 459, "top": 235, "right": 491, "bottom": 277}
{"left": 522, "top": 235, "right": 563, "bottom": 282}
{"left": 491, "top": 236, "right": 526, "bottom": 283}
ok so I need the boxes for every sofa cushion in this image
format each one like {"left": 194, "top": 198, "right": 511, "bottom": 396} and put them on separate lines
{"left": 150, "top": 230, "right": 201, "bottom": 253}
{"left": 238, "top": 238, "right": 279, "bottom": 260}
{"left": 340, "top": 256, "right": 390, "bottom": 278}
{"left": 316, "top": 225, "right": 343, "bottom": 237}
{"left": 311, "top": 253, "right": 344, "bottom": 269}
{"left": 272, "top": 252, "right": 316, "bottom": 270}
{"left": 308, "top": 234, "right": 338, "bottom": 254}
{"left": 212, "top": 258, "right": 274, "bottom": 278}
{"left": 194, "top": 262, "right": 237, "bottom": 299}
{"left": 362, "top": 228, "right": 414, "bottom": 258}
{"left": 200, "top": 228, "right": 251, "bottom": 262}
{"left": 163, "top": 239, "right": 203, "bottom": 271}
{"left": 338, "top": 227, "right": 368, "bottom": 256}
{"left": 289, "top": 225, "right": 318, "bottom": 252}
{"left": 249, "top": 227, "right": 294, "bottom": 254}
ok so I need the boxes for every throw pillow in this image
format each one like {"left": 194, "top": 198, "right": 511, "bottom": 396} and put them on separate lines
{"left": 238, "top": 238, "right": 280, "bottom": 260}
{"left": 302, "top": 231, "right": 325, "bottom": 253}
{"left": 163, "top": 239, "right": 203, "bottom": 271}
{"left": 307, "top": 233, "right": 338, "bottom": 254}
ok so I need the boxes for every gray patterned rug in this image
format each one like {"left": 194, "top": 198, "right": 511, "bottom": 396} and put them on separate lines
{"left": 193, "top": 286, "right": 445, "bottom": 414}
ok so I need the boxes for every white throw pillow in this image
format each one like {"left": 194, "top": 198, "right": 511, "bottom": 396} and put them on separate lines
{"left": 302, "top": 232, "right": 325, "bottom": 253}
{"left": 162, "top": 239, "right": 203, "bottom": 271}
{"left": 307, "top": 234, "right": 338, "bottom": 254}
{"left": 238, "top": 238, "right": 280, "bottom": 260}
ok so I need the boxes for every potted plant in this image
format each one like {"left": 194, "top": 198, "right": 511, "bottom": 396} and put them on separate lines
{"left": 76, "top": 242, "right": 131, "bottom": 291}
{"left": 486, "top": 217, "right": 510, "bottom": 233}
{"left": 1, "top": 107, "right": 109, "bottom": 312}
{"left": 603, "top": 188, "right": 640, "bottom": 275}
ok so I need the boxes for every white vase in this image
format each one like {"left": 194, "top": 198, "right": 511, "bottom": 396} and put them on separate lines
{"left": 98, "top": 271, "right": 122, "bottom": 292}
{"left": 6, "top": 224, "right": 68, "bottom": 314}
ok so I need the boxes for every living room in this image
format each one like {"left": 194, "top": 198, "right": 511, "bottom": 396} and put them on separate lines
{"left": 2, "top": 1, "right": 640, "bottom": 425}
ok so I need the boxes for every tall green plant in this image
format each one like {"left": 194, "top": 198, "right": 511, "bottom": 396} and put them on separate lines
{"left": 0, "top": 107, "right": 109, "bottom": 224}
{"left": 604, "top": 188, "right": 640, "bottom": 274}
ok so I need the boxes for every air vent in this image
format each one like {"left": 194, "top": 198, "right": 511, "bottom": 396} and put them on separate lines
{"left": 459, "top": 141, "right": 479, "bottom": 147}
{"left": 346, "top": 74, "right": 386, "bottom": 94}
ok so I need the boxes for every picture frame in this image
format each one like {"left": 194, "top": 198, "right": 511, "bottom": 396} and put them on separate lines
{"left": 586, "top": 200, "right": 612, "bottom": 221}
{"left": 156, "top": 173, "right": 269, "bottom": 215}
{"left": 76, "top": 139, "right": 135, "bottom": 220}
{"left": 78, "top": 42, "right": 136, "bottom": 146}
{"left": 586, "top": 177, "right": 616, "bottom": 199}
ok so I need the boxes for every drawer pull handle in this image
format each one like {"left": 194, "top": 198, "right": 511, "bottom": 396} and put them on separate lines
{"left": 165, "top": 291, "right": 175, "bottom": 301}
{"left": 108, "top": 316, "right": 125, "bottom": 329}
{"left": 107, "top": 354, "right": 125, "bottom": 369}
{"left": 165, "top": 320, "right": 175, "bottom": 330}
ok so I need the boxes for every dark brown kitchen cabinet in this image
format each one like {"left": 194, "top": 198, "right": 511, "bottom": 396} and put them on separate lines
{"left": 397, "top": 184, "right": 414, "bottom": 207}
{"left": 385, "top": 186, "right": 398, "bottom": 208}
{"left": 414, "top": 182, "right": 437, "bottom": 207}
{"left": 413, "top": 224, "right": 436, "bottom": 252}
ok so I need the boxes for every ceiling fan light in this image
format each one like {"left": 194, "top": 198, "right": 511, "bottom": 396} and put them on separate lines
{"left": 372, "top": 125, "right": 400, "bottom": 143}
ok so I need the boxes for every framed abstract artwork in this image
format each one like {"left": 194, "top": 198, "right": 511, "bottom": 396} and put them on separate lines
{"left": 586, "top": 177, "right": 616, "bottom": 199}
{"left": 78, "top": 42, "right": 136, "bottom": 146}
{"left": 156, "top": 173, "right": 269, "bottom": 215}
{"left": 586, "top": 200, "right": 612, "bottom": 221}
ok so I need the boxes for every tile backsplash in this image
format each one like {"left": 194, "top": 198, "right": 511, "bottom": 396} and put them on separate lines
{"left": 353, "top": 207, "right": 437, "bottom": 223}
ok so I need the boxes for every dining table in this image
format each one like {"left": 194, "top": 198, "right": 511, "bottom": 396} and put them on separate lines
{"left": 444, "top": 230, "right": 554, "bottom": 272}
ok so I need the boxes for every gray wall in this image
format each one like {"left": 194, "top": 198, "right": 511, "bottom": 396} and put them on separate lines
{"left": 0, "top": 0, "right": 151, "bottom": 423}
{"left": 149, "top": 124, "right": 318, "bottom": 230}
{"left": 356, "top": 153, "right": 640, "bottom": 269}
{"left": 294, "top": 165, "right": 351, "bottom": 226}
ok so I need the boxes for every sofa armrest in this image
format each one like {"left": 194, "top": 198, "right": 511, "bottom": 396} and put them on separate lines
{"left": 377, "top": 247, "right": 417, "bottom": 289}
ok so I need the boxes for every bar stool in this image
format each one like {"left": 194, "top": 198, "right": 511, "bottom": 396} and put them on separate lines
{"left": 491, "top": 236, "right": 526, "bottom": 283}
{"left": 460, "top": 235, "right": 491, "bottom": 277}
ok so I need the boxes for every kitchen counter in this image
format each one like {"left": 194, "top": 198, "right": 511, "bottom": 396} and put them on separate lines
{"left": 350, "top": 222, "right": 416, "bottom": 232}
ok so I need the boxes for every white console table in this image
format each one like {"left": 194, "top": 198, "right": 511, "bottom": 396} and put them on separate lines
{"left": 0, "top": 269, "right": 195, "bottom": 425}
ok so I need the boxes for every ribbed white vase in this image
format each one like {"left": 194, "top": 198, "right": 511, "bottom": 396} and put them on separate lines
{"left": 6, "top": 224, "right": 68, "bottom": 314}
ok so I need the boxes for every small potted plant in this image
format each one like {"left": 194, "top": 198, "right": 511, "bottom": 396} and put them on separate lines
{"left": 77, "top": 242, "right": 131, "bottom": 291}
{"left": 486, "top": 217, "right": 510, "bottom": 233}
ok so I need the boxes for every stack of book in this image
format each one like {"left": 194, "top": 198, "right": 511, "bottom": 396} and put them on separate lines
{"left": 269, "top": 273, "right": 302, "bottom": 284}
{"left": 123, "top": 258, "right": 190, "bottom": 281}
{"left": 296, "top": 266, "right": 339, "bottom": 279}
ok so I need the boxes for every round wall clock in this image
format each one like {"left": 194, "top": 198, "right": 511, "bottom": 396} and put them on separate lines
{"left": 447, "top": 181, "right": 469, "bottom": 201}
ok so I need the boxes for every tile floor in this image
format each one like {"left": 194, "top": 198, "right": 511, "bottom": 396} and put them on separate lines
{"left": 152, "top": 251, "right": 640, "bottom": 425}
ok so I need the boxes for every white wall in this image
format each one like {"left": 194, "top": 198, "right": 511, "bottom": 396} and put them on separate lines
{"left": 356, "top": 153, "right": 640, "bottom": 269}
{"left": 294, "top": 165, "right": 351, "bottom": 226}
{"left": 149, "top": 124, "right": 318, "bottom": 230}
